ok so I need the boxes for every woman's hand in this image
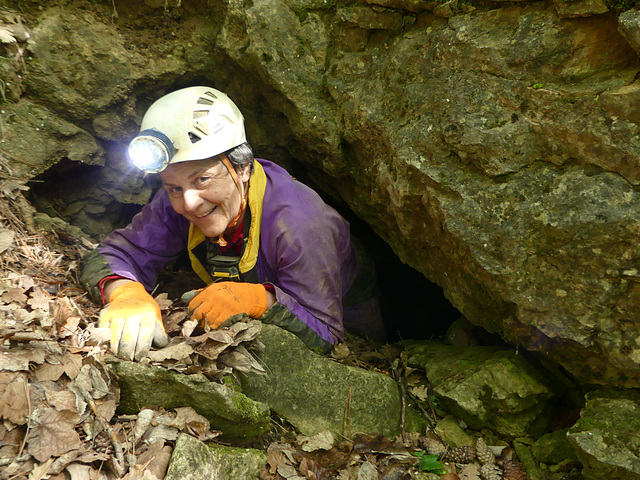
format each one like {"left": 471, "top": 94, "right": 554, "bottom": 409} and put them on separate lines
{"left": 98, "top": 281, "right": 168, "bottom": 361}
{"left": 188, "top": 282, "right": 271, "bottom": 329}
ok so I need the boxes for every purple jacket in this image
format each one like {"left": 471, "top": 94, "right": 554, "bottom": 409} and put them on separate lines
{"left": 93, "top": 159, "right": 357, "bottom": 343}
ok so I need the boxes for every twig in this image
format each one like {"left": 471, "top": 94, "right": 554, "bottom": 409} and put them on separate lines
{"left": 82, "top": 390, "right": 127, "bottom": 477}
{"left": 389, "top": 361, "right": 407, "bottom": 443}
{"left": 48, "top": 450, "right": 80, "bottom": 475}
{"left": 342, "top": 385, "right": 352, "bottom": 439}
{"left": 425, "top": 388, "right": 439, "bottom": 421}
{"left": 14, "top": 192, "right": 35, "bottom": 234}
{"left": 17, "top": 379, "right": 31, "bottom": 457}
{"left": 5, "top": 331, "right": 55, "bottom": 343}
{"left": 0, "top": 455, "right": 30, "bottom": 466}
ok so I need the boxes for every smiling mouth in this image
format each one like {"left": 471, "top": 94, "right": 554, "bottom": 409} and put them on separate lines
{"left": 195, "top": 207, "right": 216, "bottom": 219}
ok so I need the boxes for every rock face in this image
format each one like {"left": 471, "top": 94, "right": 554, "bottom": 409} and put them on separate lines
{"left": 3, "top": 0, "right": 640, "bottom": 385}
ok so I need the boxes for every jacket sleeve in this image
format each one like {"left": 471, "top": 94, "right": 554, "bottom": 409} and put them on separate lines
{"left": 80, "top": 189, "right": 190, "bottom": 303}
{"left": 259, "top": 194, "right": 356, "bottom": 345}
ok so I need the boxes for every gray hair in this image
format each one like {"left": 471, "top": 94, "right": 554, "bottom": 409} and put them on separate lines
{"left": 225, "top": 142, "right": 254, "bottom": 174}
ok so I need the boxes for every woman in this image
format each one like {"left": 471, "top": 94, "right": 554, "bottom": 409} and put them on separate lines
{"left": 81, "top": 86, "right": 385, "bottom": 361}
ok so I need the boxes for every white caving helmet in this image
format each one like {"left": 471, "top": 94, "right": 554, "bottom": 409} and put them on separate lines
{"left": 128, "top": 86, "right": 246, "bottom": 173}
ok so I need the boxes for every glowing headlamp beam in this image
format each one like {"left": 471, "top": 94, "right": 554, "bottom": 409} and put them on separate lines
{"left": 128, "top": 129, "right": 175, "bottom": 173}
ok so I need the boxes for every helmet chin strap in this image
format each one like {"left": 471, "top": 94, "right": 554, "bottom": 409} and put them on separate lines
{"left": 212, "top": 153, "right": 248, "bottom": 247}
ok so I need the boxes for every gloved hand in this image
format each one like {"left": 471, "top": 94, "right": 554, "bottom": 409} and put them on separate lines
{"left": 188, "top": 282, "right": 268, "bottom": 330}
{"left": 98, "top": 281, "right": 168, "bottom": 361}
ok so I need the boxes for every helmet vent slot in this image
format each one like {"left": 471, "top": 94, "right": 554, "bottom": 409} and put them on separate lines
{"left": 188, "top": 132, "right": 202, "bottom": 143}
{"left": 193, "top": 110, "right": 208, "bottom": 119}
{"left": 197, "top": 96, "right": 215, "bottom": 105}
{"left": 203, "top": 91, "right": 218, "bottom": 100}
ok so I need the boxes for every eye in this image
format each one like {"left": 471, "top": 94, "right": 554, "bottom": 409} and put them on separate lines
{"left": 194, "top": 176, "right": 210, "bottom": 187}
{"left": 165, "top": 186, "right": 183, "bottom": 197}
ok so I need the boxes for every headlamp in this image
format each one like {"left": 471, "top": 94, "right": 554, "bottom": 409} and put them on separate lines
{"left": 128, "top": 129, "right": 175, "bottom": 173}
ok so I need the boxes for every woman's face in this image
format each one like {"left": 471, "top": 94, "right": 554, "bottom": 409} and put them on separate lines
{"left": 160, "top": 157, "right": 250, "bottom": 238}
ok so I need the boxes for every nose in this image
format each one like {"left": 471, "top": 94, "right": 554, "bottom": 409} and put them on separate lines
{"left": 182, "top": 188, "right": 202, "bottom": 213}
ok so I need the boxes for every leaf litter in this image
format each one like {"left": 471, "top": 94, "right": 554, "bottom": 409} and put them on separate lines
{"left": 0, "top": 155, "right": 564, "bottom": 480}
{"left": 0, "top": 160, "right": 265, "bottom": 479}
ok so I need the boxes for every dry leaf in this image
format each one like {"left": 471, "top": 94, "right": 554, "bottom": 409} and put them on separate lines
{"left": 277, "top": 463, "right": 304, "bottom": 480}
{"left": 146, "top": 424, "right": 179, "bottom": 443}
{"left": 0, "top": 352, "right": 29, "bottom": 372}
{"left": 66, "top": 463, "right": 110, "bottom": 480}
{"left": 172, "top": 407, "right": 210, "bottom": 435}
{"left": 180, "top": 319, "right": 198, "bottom": 337}
{"left": 28, "top": 457, "right": 56, "bottom": 480}
{"left": 458, "top": 463, "right": 481, "bottom": 480}
{"left": 27, "top": 408, "right": 82, "bottom": 462}
{"left": 218, "top": 345, "right": 266, "bottom": 374}
{"left": 62, "top": 354, "right": 84, "bottom": 380}
{"left": 357, "top": 461, "right": 378, "bottom": 480}
{"left": 59, "top": 316, "right": 81, "bottom": 338}
{"left": 298, "top": 430, "right": 335, "bottom": 452}
{"left": 124, "top": 464, "right": 162, "bottom": 480}
{"left": 28, "top": 287, "right": 52, "bottom": 311}
{"left": 0, "top": 373, "right": 30, "bottom": 424}
{"left": 331, "top": 343, "right": 350, "bottom": 360}
{"left": 154, "top": 293, "right": 173, "bottom": 310}
{"left": 35, "top": 362, "right": 66, "bottom": 382}
{"left": 132, "top": 409, "right": 156, "bottom": 443}
{"left": 86, "top": 325, "right": 112, "bottom": 345}
{"left": 0, "top": 26, "right": 16, "bottom": 43}
{"left": 2, "top": 287, "right": 28, "bottom": 304}
{"left": 441, "top": 473, "right": 461, "bottom": 480}
{"left": 44, "top": 390, "right": 77, "bottom": 412}
{"left": 7, "top": 273, "right": 36, "bottom": 290}
{"left": 147, "top": 342, "right": 194, "bottom": 362}
{"left": 95, "top": 398, "right": 117, "bottom": 422}
{"left": 0, "top": 228, "right": 15, "bottom": 254}
{"left": 136, "top": 440, "right": 172, "bottom": 479}
{"left": 410, "top": 384, "right": 429, "bottom": 402}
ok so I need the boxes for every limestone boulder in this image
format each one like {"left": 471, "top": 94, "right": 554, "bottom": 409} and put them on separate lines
{"left": 108, "top": 358, "right": 271, "bottom": 441}
{"left": 239, "top": 324, "right": 425, "bottom": 438}
{"left": 405, "top": 340, "right": 560, "bottom": 438}
{"left": 165, "top": 433, "right": 267, "bottom": 480}
{"left": 567, "top": 390, "right": 640, "bottom": 480}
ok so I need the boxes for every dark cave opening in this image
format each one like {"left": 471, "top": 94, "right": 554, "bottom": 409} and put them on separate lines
{"left": 338, "top": 209, "right": 462, "bottom": 343}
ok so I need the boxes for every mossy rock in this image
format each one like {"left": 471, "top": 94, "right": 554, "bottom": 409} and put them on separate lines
{"left": 165, "top": 433, "right": 267, "bottom": 480}
{"left": 239, "top": 324, "right": 426, "bottom": 438}
{"left": 108, "top": 358, "right": 270, "bottom": 440}
{"left": 567, "top": 389, "right": 640, "bottom": 480}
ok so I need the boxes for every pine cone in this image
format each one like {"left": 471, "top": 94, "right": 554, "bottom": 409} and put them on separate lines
{"left": 444, "top": 445, "right": 476, "bottom": 464}
{"left": 476, "top": 437, "right": 495, "bottom": 465}
{"left": 480, "top": 463, "right": 503, "bottom": 480}
{"left": 502, "top": 459, "right": 528, "bottom": 480}
{"left": 421, "top": 437, "right": 447, "bottom": 456}
{"left": 94, "top": 431, "right": 113, "bottom": 455}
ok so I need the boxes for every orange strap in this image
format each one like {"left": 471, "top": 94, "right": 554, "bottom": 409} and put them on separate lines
{"left": 212, "top": 153, "right": 249, "bottom": 247}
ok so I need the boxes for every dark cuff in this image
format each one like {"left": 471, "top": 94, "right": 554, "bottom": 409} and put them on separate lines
{"left": 259, "top": 303, "right": 334, "bottom": 354}
{"left": 79, "top": 248, "right": 116, "bottom": 304}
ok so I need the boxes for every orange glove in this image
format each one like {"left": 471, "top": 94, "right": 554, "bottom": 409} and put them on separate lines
{"left": 188, "top": 282, "right": 268, "bottom": 329}
{"left": 98, "top": 281, "right": 168, "bottom": 361}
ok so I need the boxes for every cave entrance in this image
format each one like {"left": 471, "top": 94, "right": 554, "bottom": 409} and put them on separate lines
{"left": 339, "top": 211, "right": 462, "bottom": 343}
{"left": 28, "top": 157, "right": 461, "bottom": 344}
